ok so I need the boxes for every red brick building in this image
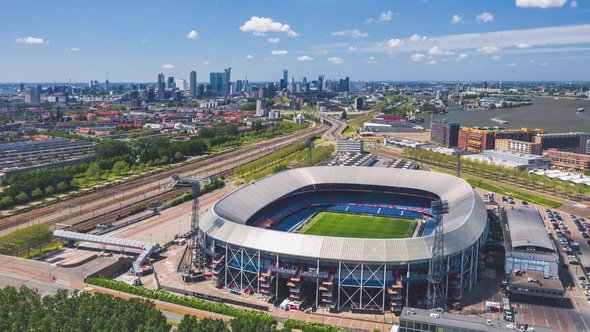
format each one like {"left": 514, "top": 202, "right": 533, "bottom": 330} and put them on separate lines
{"left": 544, "top": 149, "right": 590, "bottom": 171}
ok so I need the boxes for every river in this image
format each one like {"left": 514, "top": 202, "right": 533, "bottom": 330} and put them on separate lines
{"left": 426, "top": 96, "right": 590, "bottom": 133}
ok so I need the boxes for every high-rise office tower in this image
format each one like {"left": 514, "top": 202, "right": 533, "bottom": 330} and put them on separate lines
{"left": 157, "top": 73, "right": 165, "bottom": 99}
{"left": 167, "top": 76, "right": 175, "bottom": 90}
{"left": 281, "top": 69, "right": 288, "bottom": 90}
{"left": 175, "top": 78, "right": 186, "bottom": 91}
{"left": 189, "top": 70, "right": 197, "bottom": 98}
{"left": 209, "top": 68, "right": 232, "bottom": 96}
{"left": 24, "top": 85, "right": 41, "bottom": 103}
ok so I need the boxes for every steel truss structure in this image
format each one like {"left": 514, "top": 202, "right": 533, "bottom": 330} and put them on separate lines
{"left": 200, "top": 228, "right": 487, "bottom": 313}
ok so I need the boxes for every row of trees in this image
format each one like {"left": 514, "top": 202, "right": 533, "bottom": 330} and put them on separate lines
{"left": 0, "top": 286, "right": 169, "bottom": 332}
{"left": 0, "top": 224, "right": 53, "bottom": 256}
{"left": 0, "top": 122, "right": 302, "bottom": 209}
{"left": 0, "top": 285, "right": 350, "bottom": 332}
{"left": 0, "top": 165, "right": 85, "bottom": 208}
{"left": 403, "top": 148, "right": 589, "bottom": 201}
{"left": 86, "top": 278, "right": 346, "bottom": 332}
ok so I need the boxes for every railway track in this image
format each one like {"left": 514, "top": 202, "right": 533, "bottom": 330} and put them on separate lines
{"left": 0, "top": 127, "right": 326, "bottom": 234}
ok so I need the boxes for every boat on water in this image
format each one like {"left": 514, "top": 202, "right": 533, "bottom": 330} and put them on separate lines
{"left": 577, "top": 108, "right": 585, "bottom": 113}
{"left": 491, "top": 118, "right": 509, "bottom": 125}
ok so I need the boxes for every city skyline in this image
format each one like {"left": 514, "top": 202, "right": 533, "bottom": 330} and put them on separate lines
{"left": 1, "top": 0, "right": 589, "bottom": 82}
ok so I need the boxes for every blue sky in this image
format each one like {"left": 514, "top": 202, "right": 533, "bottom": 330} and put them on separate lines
{"left": 1, "top": 0, "right": 589, "bottom": 82}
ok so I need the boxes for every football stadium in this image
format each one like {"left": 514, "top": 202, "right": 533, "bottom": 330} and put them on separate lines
{"left": 198, "top": 166, "right": 488, "bottom": 313}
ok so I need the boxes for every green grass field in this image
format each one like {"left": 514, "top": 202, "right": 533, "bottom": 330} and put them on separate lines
{"left": 301, "top": 212, "right": 417, "bottom": 239}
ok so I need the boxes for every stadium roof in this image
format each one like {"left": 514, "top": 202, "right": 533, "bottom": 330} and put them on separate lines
{"left": 505, "top": 208, "right": 554, "bottom": 252}
{"left": 201, "top": 167, "right": 487, "bottom": 263}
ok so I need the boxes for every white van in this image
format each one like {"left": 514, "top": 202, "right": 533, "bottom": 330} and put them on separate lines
{"left": 279, "top": 299, "right": 290, "bottom": 311}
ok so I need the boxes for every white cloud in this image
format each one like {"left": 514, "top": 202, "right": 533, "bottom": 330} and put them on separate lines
{"left": 271, "top": 50, "right": 288, "bottom": 55}
{"left": 477, "top": 46, "right": 500, "bottom": 54}
{"left": 330, "top": 29, "right": 369, "bottom": 38}
{"left": 239, "top": 16, "right": 298, "bottom": 37}
{"left": 367, "top": 10, "right": 394, "bottom": 23}
{"left": 362, "top": 56, "right": 378, "bottom": 64}
{"left": 298, "top": 55, "right": 314, "bottom": 61}
{"left": 246, "top": 54, "right": 255, "bottom": 59}
{"left": 530, "top": 59, "right": 536, "bottom": 63}
{"left": 186, "top": 30, "right": 198, "bottom": 39}
{"left": 515, "top": 0, "right": 567, "bottom": 8}
{"left": 15, "top": 36, "right": 48, "bottom": 44}
{"left": 428, "top": 46, "right": 454, "bottom": 55}
{"left": 428, "top": 60, "right": 438, "bottom": 65}
{"left": 201, "top": 60, "right": 210, "bottom": 65}
{"left": 508, "top": 63, "right": 518, "bottom": 66}
{"left": 492, "top": 55, "right": 502, "bottom": 60}
{"left": 328, "top": 57, "right": 343, "bottom": 64}
{"left": 386, "top": 38, "right": 404, "bottom": 48}
{"left": 409, "top": 34, "right": 428, "bottom": 42}
{"left": 450, "top": 14, "right": 464, "bottom": 24}
{"left": 476, "top": 12, "right": 494, "bottom": 23}
{"left": 268, "top": 37, "right": 280, "bottom": 43}
{"left": 457, "top": 53, "right": 468, "bottom": 60}
{"left": 67, "top": 47, "right": 80, "bottom": 52}
{"left": 571, "top": 0, "right": 578, "bottom": 8}
{"left": 348, "top": 46, "right": 358, "bottom": 51}
{"left": 162, "top": 64, "right": 174, "bottom": 69}
{"left": 541, "top": 61, "right": 549, "bottom": 66}
{"left": 410, "top": 53, "right": 426, "bottom": 62}
{"left": 314, "top": 23, "right": 590, "bottom": 58}
{"left": 516, "top": 43, "right": 531, "bottom": 48}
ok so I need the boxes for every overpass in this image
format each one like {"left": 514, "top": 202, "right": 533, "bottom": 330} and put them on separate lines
{"left": 53, "top": 229, "right": 161, "bottom": 275}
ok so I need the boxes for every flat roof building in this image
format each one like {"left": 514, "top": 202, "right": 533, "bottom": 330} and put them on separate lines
{"left": 495, "top": 139, "right": 542, "bottom": 155}
{"left": 463, "top": 150, "right": 550, "bottom": 171}
{"left": 458, "top": 127, "right": 542, "bottom": 154}
{"left": 534, "top": 132, "right": 590, "bottom": 154}
{"left": 543, "top": 149, "right": 590, "bottom": 171}
{"left": 337, "top": 138, "right": 364, "bottom": 154}
{"left": 503, "top": 207, "right": 563, "bottom": 298}
{"left": 397, "top": 307, "right": 555, "bottom": 332}
{"left": 430, "top": 120, "right": 460, "bottom": 148}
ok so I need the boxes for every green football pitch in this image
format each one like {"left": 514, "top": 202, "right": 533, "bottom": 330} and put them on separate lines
{"left": 300, "top": 212, "right": 418, "bottom": 239}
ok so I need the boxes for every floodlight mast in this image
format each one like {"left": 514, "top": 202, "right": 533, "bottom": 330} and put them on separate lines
{"left": 427, "top": 200, "right": 450, "bottom": 311}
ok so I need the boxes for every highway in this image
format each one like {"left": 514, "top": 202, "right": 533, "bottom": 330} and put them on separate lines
{"left": 0, "top": 126, "right": 326, "bottom": 236}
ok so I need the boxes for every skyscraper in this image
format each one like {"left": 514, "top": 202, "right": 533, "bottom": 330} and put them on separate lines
{"left": 281, "top": 69, "right": 288, "bottom": 90}
{"left": 167, "top": 76, "right": 175, "bottom": 90}
{"left": 24, "top": 85, "right": 41, "bottom": 103}
{"left": 209, "top": 68, "right": 231, "bottom": 96}
{"left": 189, "top": 70, "right": 197, "bottom": 98}
{"left": 157, "top": 73, "right": 165, "bottom": 100}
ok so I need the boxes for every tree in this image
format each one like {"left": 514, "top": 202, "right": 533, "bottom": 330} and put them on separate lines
{"left": 56, "top": 181, "right": 69, "bottom": 192}
{"left": 178, "top": 315, "right": 229, "bottom": 332}
{"left": 111, "top": 160, "right": 129, "bottom": 176}
{"left": 229, "top": 313, "right": 275, "bottom": 332}
{"left": 95, "top": 140, "right": 131, "bottom": 160}
{"left": 44, "top": 185, "right": 55, "bottom": 195}
{"left": 15, "top": 191, "right": 29, "bottom": 203}
{"left": 31, "top": 188, "right": 44, "bottom": 199}
{"left": 341, "top": 110, "right": 347, "bottom": 120}
{"left": 0, "top": 196, "right": 13, "bottom": 207}
{"left": 85, "top": 162, "right": 102, "bottom": 180}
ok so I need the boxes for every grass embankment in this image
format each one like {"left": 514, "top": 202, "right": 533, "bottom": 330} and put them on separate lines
{"left": 301, "top": 212, "right": 417, "bottom": 239}
{"left": 22, "top": 241, "right": 62, "bottom": 259}
{"left": 466, "top": 178, "right": 562, "bottom": 209}
{"left": 234, "top": 142, "right": 334, "bottom": 182}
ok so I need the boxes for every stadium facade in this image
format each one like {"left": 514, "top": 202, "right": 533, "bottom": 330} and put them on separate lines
{"left": 198, "top": 167, "right": 488, "bottom": 313}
